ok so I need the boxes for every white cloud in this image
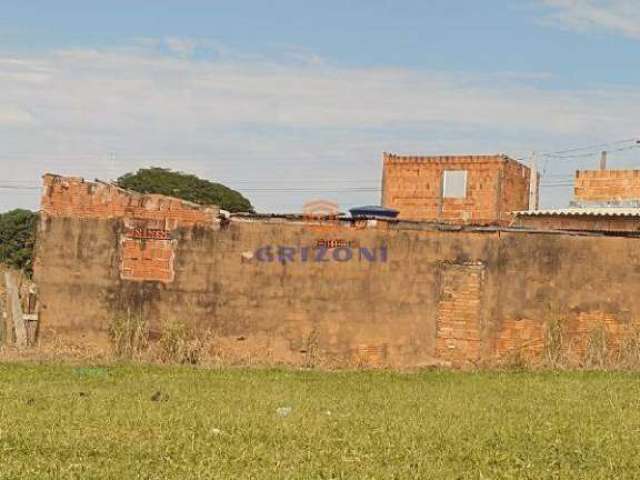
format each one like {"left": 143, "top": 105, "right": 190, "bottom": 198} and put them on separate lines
{"left": 0, "top": 43, "right": 635, "bottom": 134}
{"left": 164, "top": 37, "right": 198, "bottom": 56}
{"left": 540, "top": 0, "right": 640, "bottom": 39}
{"left": 0, "top": 106, "right": 34, "bottom": 126}
{"left": 0, "top": 39, "right": 638, "bottom": 212}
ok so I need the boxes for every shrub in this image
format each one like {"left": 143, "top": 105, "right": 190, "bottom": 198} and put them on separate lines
{"left": 117, "top": 167, "right": 253, "bottom": 213}
{"left": 158, "top": 318, "right": 205, "bottom": 364}
{"left": 0, "top": 209, "right": 38, "bottom": 275}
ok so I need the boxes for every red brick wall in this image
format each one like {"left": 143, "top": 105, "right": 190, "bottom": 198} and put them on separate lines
{"left": 575, "top": 170, "right": 640, "bottom": 202}
{"left": 120, "top": 239, "right": 176, "bottom": 283}
{"left": 381, "top": 154, "right": 530, "bottom": 224}
{"left": 435, "top": 263, "right": 485, "bottom": 366}
{"left": 563, "top": 311, "right": 628, "bottom": 362}
{"left": 40, "top": 174, "right": 218, "bottom": 283}
{"left": 495, "top": 318, "right": 546, "bottom": 360}
{"left": 494, "top": 311, "right": 635, "bottom": 364}
{"left": 41, "top": 174, "right": 216, "bottom": 227}
{"left": 500, "top": 159, "right": 532, "bottom": 217}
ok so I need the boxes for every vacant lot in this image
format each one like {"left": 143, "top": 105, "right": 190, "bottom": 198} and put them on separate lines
{"left": 1, "top": 364, "right": 640, "bottom": 479}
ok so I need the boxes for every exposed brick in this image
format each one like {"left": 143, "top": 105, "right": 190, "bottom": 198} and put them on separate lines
{"left": 563, "top": 311, "right": 629, "bottom": 361}
{"left": 435, "top": 263, "right": 485, "bottom": 366}
{"left": 381, "top": 153, "right": 530, "bottom": 225}
{"left": 494, "top": 312, "right": 635, "bottom": 364}
{"left": 120, "top": 239, "right": 176, "bottom": 283}
{"left": 41, "top": 174, "right": 218, "bottom": 283}
{"left": 495, "top": 318, "right": 546, "bottom": 359}
{"left": 41, "top": 174, "right": 218, "bottom": 227}
{"left": 575, "top": 170, "right": 640, "bottom": 202}
{"left": 353, "top": 344, "right": 388, "bottom": 367}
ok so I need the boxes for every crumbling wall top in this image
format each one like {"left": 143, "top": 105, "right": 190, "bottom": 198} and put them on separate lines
{"left": 41, "top": 173, "right": 219, "bottom": 227}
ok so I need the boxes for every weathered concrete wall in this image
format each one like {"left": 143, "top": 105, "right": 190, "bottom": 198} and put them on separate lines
{"left": 34, "top": 177, "right": 640, "bottom": 367}
{"left": 515, "top": 214, "right": 640, "bottom": 233}
{"left": 381, "top": 154, "right": 530, "bottom": 225}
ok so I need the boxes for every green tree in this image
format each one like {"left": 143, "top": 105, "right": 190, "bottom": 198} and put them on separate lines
{"left": 0, "top": 209, "right": 38, "bottom": 275}
{"left": 117, "top": 167, "right": 254, "bottom": 213}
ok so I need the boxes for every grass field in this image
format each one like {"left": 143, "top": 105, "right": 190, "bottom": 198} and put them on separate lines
{"left": 2, "top": 364, "right": 640, "bottom": 479}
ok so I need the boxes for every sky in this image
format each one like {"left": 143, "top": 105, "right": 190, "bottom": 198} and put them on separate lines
{"left": 1, "top": 0, "right": 639, "bottom": 212}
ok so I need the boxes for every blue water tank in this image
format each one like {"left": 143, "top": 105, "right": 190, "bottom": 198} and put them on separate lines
{"left": 349, "top": 205, "right": 399, "bottom": 219}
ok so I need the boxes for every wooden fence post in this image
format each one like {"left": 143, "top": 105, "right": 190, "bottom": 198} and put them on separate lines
{"left": 0, "top": 291, "right": 4, "bottom": 345}
{"left": 4, "top": 271, "right": 27, "bottom": 349}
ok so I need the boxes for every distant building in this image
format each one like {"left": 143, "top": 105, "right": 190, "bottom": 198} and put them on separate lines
{"left": 515, "top": 169, "right": 640, "bottom": 233}
{"left": 572, "top": 169, "right": 640, "bottom": 208}
{"left": 381, "top": 153, "right": 531, "bottom": 225}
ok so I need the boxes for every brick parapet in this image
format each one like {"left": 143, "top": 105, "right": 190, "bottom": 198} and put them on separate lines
{"left": 41, "top": 174, "right": 218, "bottom": 227}
{"left": 575, "top": 169, "right": 640, "bottom": 202}
{"left": 383, "top": 153, "right": 513, "bottom": 165}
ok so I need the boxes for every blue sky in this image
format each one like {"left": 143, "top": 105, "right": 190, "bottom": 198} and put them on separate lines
{"left": 1, "top": 0, "right": 639, "bottom": 212}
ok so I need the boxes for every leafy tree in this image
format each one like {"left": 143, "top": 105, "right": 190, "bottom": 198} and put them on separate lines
{"left": 0, "top": 209, "right": 38, "bottom": 275}
{"left": 117, "top": 167, "right": 254, "bottom": 213}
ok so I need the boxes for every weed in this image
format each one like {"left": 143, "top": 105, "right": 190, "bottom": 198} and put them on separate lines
{"left": 109, "top": 309, "right": 148, "bottom": 358}
{"left": 302, "top": 327, "right": 319, "bottom": 368}
{"left": 499, "top": 348, "right": 530, "bottom": 370}
{"left": 584, "top": 325, "right": 609, "bottom": 369}
{"left": 616, "top": 324, "right": 640, "bottom": 369}
{"left": 544, "top": 314, "right": 567, "bottom": 369}
{"left": 158, "top": 318, "right": 205, "bottom": 364}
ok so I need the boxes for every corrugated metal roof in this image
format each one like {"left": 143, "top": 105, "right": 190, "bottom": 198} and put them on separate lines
{"left": 514, "top": 208, "right": 640, "bottom": 217}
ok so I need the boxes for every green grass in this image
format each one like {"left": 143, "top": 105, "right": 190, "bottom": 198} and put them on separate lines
{"left": 2, "top": 364, "right": 640, "bottom": 479}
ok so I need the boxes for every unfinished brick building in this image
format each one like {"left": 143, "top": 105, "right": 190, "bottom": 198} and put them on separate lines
{"left": 515, "top": 169, "right": 640, "bottom": 233}
{"left": 573, "top": 169, "right": 640, "bottom": 207}
{"left": 381, "top": 153, "right": 531, "bottom": 224}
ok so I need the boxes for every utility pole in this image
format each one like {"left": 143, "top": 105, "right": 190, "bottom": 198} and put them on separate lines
{"left": 600, "top": 150, "right": 607, "bottom": 170}
{"left": 109, "top": 151, "right": 117, "bottom": 182}
{"left": 528, "top": 152, "right": 539, "bottom": 210}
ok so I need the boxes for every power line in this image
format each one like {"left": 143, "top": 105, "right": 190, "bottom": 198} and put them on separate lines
{"left": 540, "top": 138, "right": 639, "bottom": 157}
{"left": 541, "top": 141, "right": 640, "bottom": 161}
{"left": 0, "top": 185, "right": 40, "bottom": 190}
{"left": 0, "top": 184, "right": 383, "bottom": 193}
{"left": 0, "top": 137, "right": 637, "bottom": 199}
{"left": 239, "top": 188, "right": 381, "bottom": 193}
